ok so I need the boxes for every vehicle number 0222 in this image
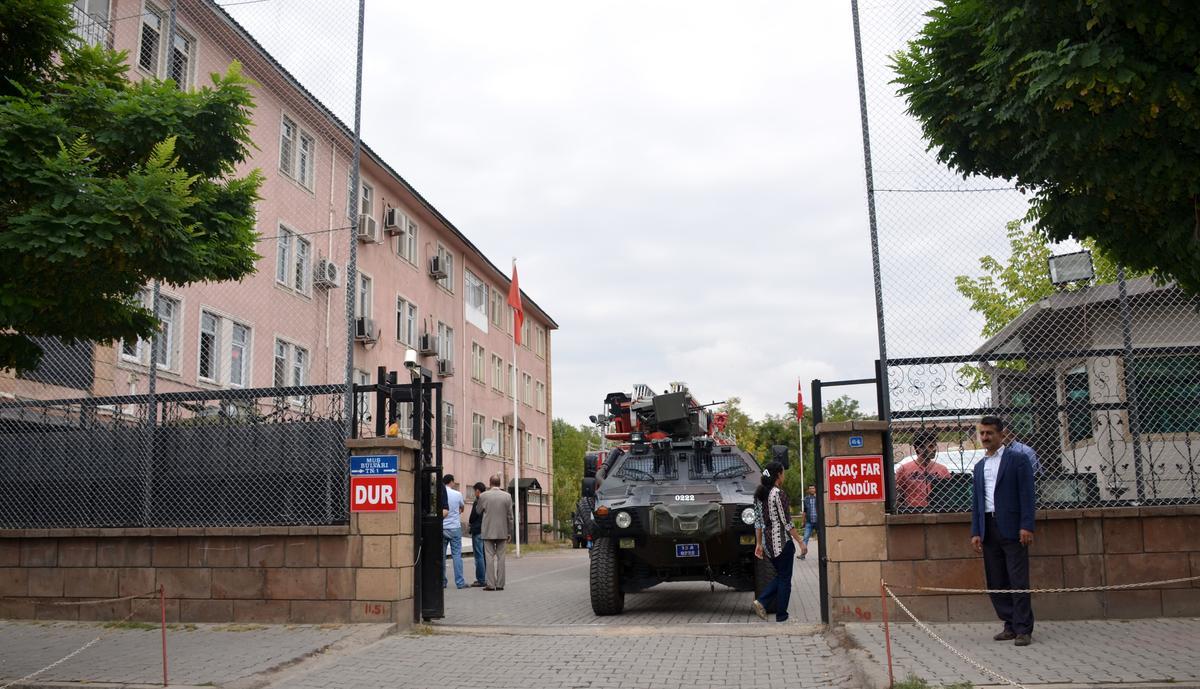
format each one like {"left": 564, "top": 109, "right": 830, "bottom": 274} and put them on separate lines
{"left": 673, "top": 494, "right": 695, "bottom": 502}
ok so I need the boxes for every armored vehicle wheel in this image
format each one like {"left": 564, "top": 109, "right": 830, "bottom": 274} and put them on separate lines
{"left": 753, "top": 556, "right": 778, "bottom": 614}
{"left": 590, "top": 537, "right": 625, "bottom": 615}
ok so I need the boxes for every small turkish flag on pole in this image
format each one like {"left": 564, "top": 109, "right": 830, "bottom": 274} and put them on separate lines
{"left": 508, "top": 260, "right": 524, "bottom": 346}
{"left": 796, "top": 380, "right": 805, "bottom": 422}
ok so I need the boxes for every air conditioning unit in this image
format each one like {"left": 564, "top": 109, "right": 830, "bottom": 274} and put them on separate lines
{"left": 354, "top": 317, "right": 377, "bottom": 343}
{"left": 429, "top": 255, "right": 448, "bottom": 280}
{"left": 313, "top": 258, "right": 340, "bottom": 289}
{"left": 437, "top": 358, "right": 454, "bottom": 377}
{"left": 383, "top": 207, "right": 404, "bottom": 234}
{"left": 356, "top": 214, "right": 378, "bottom": 242}
{"left": 417, "top": 332, "right": 438, "bottom": 355}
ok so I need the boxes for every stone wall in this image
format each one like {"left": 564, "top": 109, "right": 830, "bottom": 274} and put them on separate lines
{"left": 0, "top": 438, "right": 417, "bottom": 625}
{"left": 818, "top": 422, "right": 1200, "bottom": 623}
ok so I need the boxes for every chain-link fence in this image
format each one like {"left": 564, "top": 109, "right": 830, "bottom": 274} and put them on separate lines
{"left": 0, "top": 0, "right": 367, "bottom": 527}
{"left": 852, "top": 1, "right": 1200, "bottom": 513}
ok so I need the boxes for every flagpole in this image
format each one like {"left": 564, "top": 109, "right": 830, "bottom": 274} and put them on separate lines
{"left": 511, "top": 259, "right": 522, "bottom": 559}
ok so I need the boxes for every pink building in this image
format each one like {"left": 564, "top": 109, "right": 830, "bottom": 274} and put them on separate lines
{"left": 1, "top": 0, "right": 558, "bottom": 533}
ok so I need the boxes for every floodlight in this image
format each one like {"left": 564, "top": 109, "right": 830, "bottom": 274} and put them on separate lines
{"left": 1048, "top": 250, "right": 1095, "bottom": 286}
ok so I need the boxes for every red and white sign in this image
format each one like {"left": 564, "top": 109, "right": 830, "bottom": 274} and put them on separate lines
{"left": 350, "top": 475, "right": 397, "bottom": 512}
{"left": 826, "top": 455, "right": 885, "bottom": 502}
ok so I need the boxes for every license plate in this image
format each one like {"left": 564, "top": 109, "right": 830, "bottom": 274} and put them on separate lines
{"left": 676, "top": 543, "right": 700, "bottom": 558}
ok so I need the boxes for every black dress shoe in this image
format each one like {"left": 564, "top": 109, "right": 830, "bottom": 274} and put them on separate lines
{"left": 993, "top": 629, "right": 1017, "bottom": 641}
{"left": 1014, "top": 634, "right": 1032, "bottom": 647}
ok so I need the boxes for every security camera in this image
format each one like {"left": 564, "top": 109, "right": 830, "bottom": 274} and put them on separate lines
{"left": 404, "top": 348, "right": 418, "bottom": 369}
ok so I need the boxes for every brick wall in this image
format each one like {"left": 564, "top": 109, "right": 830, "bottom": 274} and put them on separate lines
{"left": 0, "top": 439, "right": 418, "bottom": 625}
{"left": 818, "top": 423, "right": 1200, "bottom": 623}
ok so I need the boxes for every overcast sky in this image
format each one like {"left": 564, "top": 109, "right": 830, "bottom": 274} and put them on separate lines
{"left": 231, "top": 1, "right": 898, "bottom": 423}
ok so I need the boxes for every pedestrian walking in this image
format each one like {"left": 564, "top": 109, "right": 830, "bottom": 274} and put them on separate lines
{"left": 800, "top": 484, "right": 818, "bottom": 559}
{"left": 442, "top": 474, "right": 468, "bottom": 590}
{"left": 971, "top": 416, "right": 1037, "bottom": 646}
{"left": 475, "top": 473, "right": 513, "bottom": 591}
{"left": 751, "top": 461, "right": 803, "bottom": 622}
{"left": 468, "top": 481, "right": 487, "bottom": 587}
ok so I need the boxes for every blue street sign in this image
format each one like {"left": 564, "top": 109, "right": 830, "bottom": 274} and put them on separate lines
{"left": 350, "top": 455, "right": 398, "bottom": 476}
{"left": 849, "top": 435, "right": 864, "bottom": 448}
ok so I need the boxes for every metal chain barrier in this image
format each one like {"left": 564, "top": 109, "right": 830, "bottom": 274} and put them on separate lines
{"left": 882, "top": 585, "right": 1029, "bottom": 689}
{"left": 884, "top": 574, "right": 1200, "bottom": 595}
{"left": 0, "top": 589, "right": 162, "bottom": 689}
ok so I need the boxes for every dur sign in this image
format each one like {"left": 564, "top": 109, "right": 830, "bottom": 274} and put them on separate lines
{"left": 826, "top": 455, "right": 885, "bottom": 503}
{"left": 350, "top": 455, "right": 399, "bottom": 513}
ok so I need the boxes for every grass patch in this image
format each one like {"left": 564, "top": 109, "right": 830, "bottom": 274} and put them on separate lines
{"left": 214, "top": 623, "right": 267, "bottom": 632}
{"left": 410, "top": 624, "right": 435, "bottom": 636}
{"left": 103, "top": 621, "right": 157, "bottom": 631}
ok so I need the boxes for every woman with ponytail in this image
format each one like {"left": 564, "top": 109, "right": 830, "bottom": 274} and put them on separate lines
{"left": 751, "top": 461, "right": 804, "bottom": 622}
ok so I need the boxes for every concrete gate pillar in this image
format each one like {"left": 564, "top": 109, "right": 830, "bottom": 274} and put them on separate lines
{"left": 814, "top": 420, "right": 889, "bottom": 623}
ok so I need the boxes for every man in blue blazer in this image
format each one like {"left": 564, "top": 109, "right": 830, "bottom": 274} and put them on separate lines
{"left": 971, "top": 416, "right": 1037, "bottom": 646}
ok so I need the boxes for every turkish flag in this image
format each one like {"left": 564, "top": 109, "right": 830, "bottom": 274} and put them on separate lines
{"left": 508, "top": 262, "right": 524, "bottom": 345}
{"left": 796, "top": 380, "right": 804, "bottom": 422}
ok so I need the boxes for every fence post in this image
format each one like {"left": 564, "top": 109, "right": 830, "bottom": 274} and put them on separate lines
{"left": 812, "top": 379, "right": 829, "bottom": 625}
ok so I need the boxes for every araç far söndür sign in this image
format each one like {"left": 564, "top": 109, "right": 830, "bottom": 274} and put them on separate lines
{"left": 826, "top": 455, "right": 885, "bottom": 502}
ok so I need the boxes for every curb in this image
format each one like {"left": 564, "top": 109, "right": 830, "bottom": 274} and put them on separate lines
{"left": 431, "top": 622, "right": 826, "bottom": 637}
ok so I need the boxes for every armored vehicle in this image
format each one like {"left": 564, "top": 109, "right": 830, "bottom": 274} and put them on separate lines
{"left": 585, "top": 384, "right": 782, "bottom": 615}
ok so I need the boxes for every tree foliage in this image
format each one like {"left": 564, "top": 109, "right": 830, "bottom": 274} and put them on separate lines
{"left": 551, "top": 419, "right": 598, "bottom": 530}
{"left": 0, "top": 0, "right": 262, "bottom": 371}
{"left": 893, "top": 1, "right": 1200, "bottom": 296}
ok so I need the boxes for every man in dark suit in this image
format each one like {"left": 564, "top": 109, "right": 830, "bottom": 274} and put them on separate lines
{"left": 971, "top": 415, "right": 1037, "bottom": 646}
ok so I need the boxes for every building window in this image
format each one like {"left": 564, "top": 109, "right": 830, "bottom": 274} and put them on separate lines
{"left": 394, "top": 211, "right": 418, "bottom": 264}
{"left": 198, "top": 310, "right": 220, "bottom": 382}
{"left": 471, "top": 343, "right": 485, "bottom": 383}
{"left": 490, "top": 287, "right": 504, "bottom": 328}
{"left": 521, "top": 319, "right": 531, "bottom": 349}
{"left": 523, "top": 431, "right": 532, "bottom": 463}
{"left": 444, "top": 402, "right": 456, "bottom": 447}
{"left": 537, "top": 436, "right": 547, "bottom": 468}
{"left": 492, "top": 354, "right": 504, "bottom": 392}
{"left": 167, "top": 31, "right": 193, "bottom": 88}
{"left": 229, "top": 323, "right": 249, "bottom": 388}
{"left": 535, "top": 326, "right": 547, "bottom": 359}
{"left": 279, "top": 116, "right": 315, "bottom": 190}
{"left": 492, "top": 419, "right": 504, "bottom": 457}
{"left": 395, "top": 296, "right": 417, "bottom": 345}
{"left": 464, "top": 269, "right": 487, "bottom": 330}
{"left": 275, "top": 226, "right": 310, "bottom": 295}
{"left": 436, "top": 244, "right": 454, "bottom": 292}
{"left": 472, "top": 413, "right": 485, "bottom": 452}
{"left": 437, "top": 321, "right": 454, "bottom": 362}
{"left": 153, "top": 294, "right": 180, "bottom": 371}
{"left": 137, "top": 8, "right": 162, "bottom": 73}
{"left": 1128, "top": 355, "right": 1200, "bottom": 434}
{"left": 119, "top": 289, "right": 180, "bottom": 370}
{"left": 273, "top": 338, "right": 308, "bottom": 387}
{"left": 1063, "top": 365, "right": 1091, "bottom": 444}
{"left": 346, "top": 176, "right": 374, "bottom": 223}
{"left": 72, "top": 0, "right": 110, "bottom": 48}
{"left": 536, "top": 381, "right": 546, "bottom": 413}
{"left": 356, "top": 273, "right": 372, "bottom": 320}
{"left": 360, "top": 182, "right": 373, "bottom": 218}
{"left": 507, "top": 363, "right": 514, "bottom": 398}
{"left": 523, "top": 373, "right": 532, "bottom": 406}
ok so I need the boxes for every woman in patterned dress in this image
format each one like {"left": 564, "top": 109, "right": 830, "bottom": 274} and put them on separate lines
{"left": 751, "top": 461, "right": 803, "bottom": 622}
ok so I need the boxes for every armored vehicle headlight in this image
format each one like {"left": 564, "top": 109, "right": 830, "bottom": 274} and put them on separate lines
{"left": 740, "top": 507, "right": 755, "bottom": 525}
{"left": 615, "top": 511, "right": 633, "bottom": 529}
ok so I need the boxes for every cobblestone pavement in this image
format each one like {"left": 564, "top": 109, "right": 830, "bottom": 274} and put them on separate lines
{"left": 440, "top": 544, "right": 822, "bottom": 626}
{"left": 274, "top": 629, "right": 858, "bottom": 689}
{"left": 0, "top": 620, "right": 380, "bottom": 686}
{"left": 845, "top": 618, "right": 1200, "bottom": 687}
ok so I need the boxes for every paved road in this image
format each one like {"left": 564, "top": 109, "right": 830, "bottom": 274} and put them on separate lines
{"left": 440, "top": 544, "right": 822, "bottom": 626}
{"left": 845, "top": 618, "right": 1200, "bottom": 688}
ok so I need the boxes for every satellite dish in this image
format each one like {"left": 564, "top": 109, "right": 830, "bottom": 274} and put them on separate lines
{"left": 481, "top": 438, "right": 498, "bottom": 455}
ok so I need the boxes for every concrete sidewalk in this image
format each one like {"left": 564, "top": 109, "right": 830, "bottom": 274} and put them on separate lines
{"left": 0, "top": 619, "right": 391, "bottom": 688}
{"left": 843, "top": 618, "right": 1200, "bottom": 688}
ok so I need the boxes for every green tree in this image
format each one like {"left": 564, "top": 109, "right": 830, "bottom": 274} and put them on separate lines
{"left": 822, "top": 395, "right": 866, "bottom": 423}
{"left": 893, "top": 1, "right": 1200, "bottom": 296}
{"left": 753, "top": 412, "right": 815, "bottom": 502}
{"left": 551, "top": 419, "right": 598, "bottom": 532}
{"left": 719, "top": 397, "right": 760, "bottom": 456}
{"left": 0, "top": 0, "right": 262, "bottom": 371}
{"left": 955, "top": 220, "right": 1142, "bottom": 388}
